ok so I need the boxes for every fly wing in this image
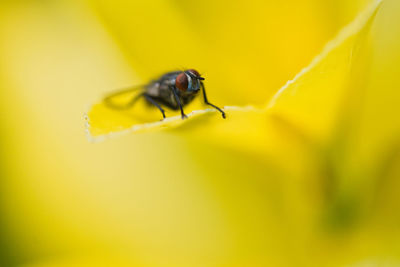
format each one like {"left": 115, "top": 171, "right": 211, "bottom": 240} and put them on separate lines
{"left": 103, "top": 85, "right": 145, "bottom": 110}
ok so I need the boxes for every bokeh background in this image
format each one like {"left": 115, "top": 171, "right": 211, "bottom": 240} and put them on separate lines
{"left": 0, "top": 0, "right": 399, "bottom": 266}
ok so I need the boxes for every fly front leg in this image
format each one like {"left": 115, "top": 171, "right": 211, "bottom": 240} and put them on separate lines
{"left": 201, "top": 82, "right": 226, "bottom": 119}
{"left": 169, "top": 85, "right": 188, "bottom": 119}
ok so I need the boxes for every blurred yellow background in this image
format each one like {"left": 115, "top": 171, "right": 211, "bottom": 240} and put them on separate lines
{"left": 0, "top": 0, "right": 399, "bottom": 266}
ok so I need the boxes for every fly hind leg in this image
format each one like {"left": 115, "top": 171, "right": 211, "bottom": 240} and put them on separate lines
{"left": 144, "top": 94, "right": 166, "bottom": 120}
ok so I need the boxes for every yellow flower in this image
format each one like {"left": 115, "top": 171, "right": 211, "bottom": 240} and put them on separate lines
{"left": 0, "top": 0, "right": 399, "bottom": 266}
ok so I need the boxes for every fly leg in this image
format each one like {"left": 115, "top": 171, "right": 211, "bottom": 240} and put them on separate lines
{"left": 144, "top": 93, "right": 166, "bottom": 120}
{"left": 170, "top": 86, "right": 188, "bottom": 119}
{"left": 201, "top": 82, "right": 226, "bottom": 119}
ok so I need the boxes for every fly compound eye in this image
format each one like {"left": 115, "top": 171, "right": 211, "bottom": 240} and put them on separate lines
{"left": 175, "top": 72, "right": 188, "bottom": 92}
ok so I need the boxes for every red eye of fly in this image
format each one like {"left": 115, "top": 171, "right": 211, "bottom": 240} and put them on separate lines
{"left": 175, "top": 72, "right": 188, "bottom": 92}
{"left": 188, "top": 69, "right": 200, "bottom": 77}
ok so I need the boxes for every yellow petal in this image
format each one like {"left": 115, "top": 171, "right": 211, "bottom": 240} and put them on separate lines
{"left": 267, "top": 0, "right": 382, "bottom": 143}
{"left": 89, "top": 0, "right": 370, "bottom": 105}
{"left": 85, "top": 92, "right": 235, "bottom": 140}
{"left": 346, "top": 0, "right": 400, "bottom": 171}
{"left": 0, "top": 0, "right": 394, "bottom": 266}
{"left": 87, "top": 0, "right": 382, "bottom": 145}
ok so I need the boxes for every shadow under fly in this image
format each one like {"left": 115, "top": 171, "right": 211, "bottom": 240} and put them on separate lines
{"left": 104, "top": 69, "right": 226, "bottom": 120}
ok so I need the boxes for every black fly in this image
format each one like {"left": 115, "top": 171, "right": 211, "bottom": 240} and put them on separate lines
{"left": 104, "top": 69, "right": 226, "bottom": 120}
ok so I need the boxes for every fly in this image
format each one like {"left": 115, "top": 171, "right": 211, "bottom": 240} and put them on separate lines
{"left": 104, "top": 69, "right": 226, "bottom": 120}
